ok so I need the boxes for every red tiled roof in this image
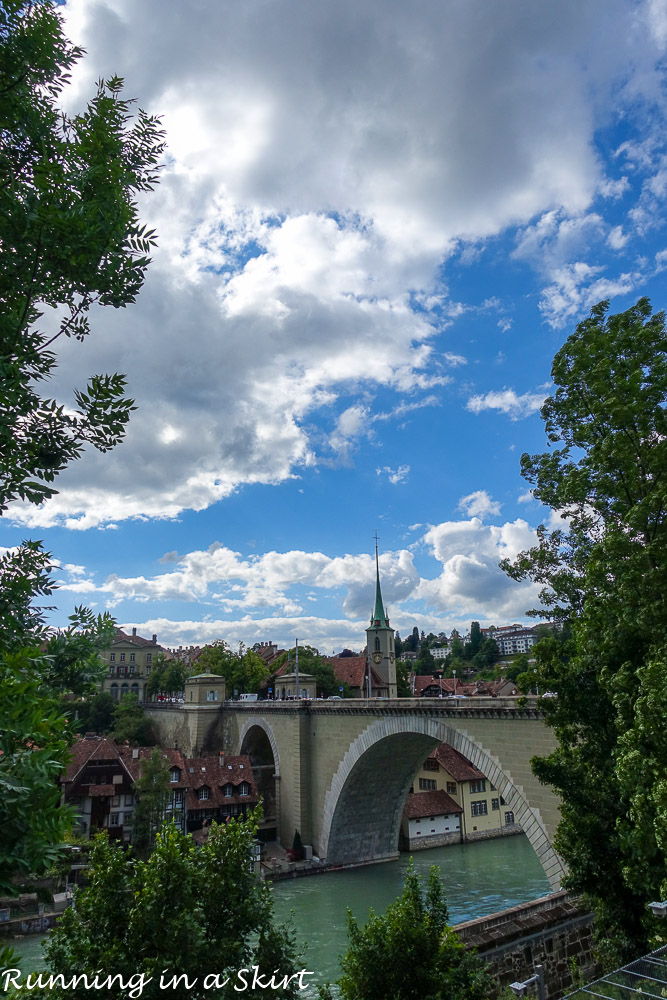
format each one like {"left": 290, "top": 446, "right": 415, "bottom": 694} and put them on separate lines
{"left": 326, "top": 656, "right": 384, "bottom": 691}
{"left": 111, "top": 630, "right": 168, "bottom": 651}
{"left": 62, "top": 736, "right": 127, "bottom": 785}
{"left": 429, "top": 743, "right": 485, "bottom": 781}
{"left": 404, "top": 789, "right": 463, "bottom": 819}
{"left": 413, "top": 676, "right": 475, "bottom": 697}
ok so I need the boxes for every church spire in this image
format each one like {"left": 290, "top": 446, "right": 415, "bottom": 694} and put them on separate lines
{"left": 372, "top": 531, "right": 388, "bottom": 625}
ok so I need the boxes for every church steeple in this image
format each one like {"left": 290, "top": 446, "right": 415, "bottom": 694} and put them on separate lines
{"left": 371, "top": 531, "right": 388, "bottom": 626}
{"left": 366, "top": 531, "right": 396, "bottom": 698}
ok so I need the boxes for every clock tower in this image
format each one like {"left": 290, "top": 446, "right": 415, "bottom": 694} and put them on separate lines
{"left": 365, "top": 534, "right": 397, "bottom": 699}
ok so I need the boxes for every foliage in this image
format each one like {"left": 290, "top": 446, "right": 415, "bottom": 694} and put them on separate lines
{"left": 0, "top": 647, "right": 73, "bottom": 896}
{"left": 146, "top": 653, "right": 189, "bottom": 698}
{"left": 396, "top": 658, "right": 411, "bottom": 696}
{"left": 501, "top": 298, "right": 667, "bottom": 963}
{"left": 131, "top": 749, "right": 171, "bottom": 858}
{"left": 0, "top": 0, "right": 162, "bottom": 918}
{"left": 198, "top": 640, "right": 270, "bottom": 695}
{"left": 0, "top": 0, "right": 165, "bottom": 515}
{"left": 324, "top": 864, "right": 497, "bottom": 1000}
{"left": 73, "top": 691, "right": 115, "bottom": 735}
{"left": 112, "top": 694, "right": 155, "bottom": 746}
{"left": 24, "top": 819, "right": 304, "bottom": 999}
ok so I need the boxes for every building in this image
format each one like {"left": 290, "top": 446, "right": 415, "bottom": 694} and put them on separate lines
{"left": 61, "top": 735, "right": 259, "bottom": 843}
{"left": 494, "top": 628, "right": 538, "bottom": 657}
{"left": 430, "top": 647, "right": 449, "bottom": 660}
{"left": 400, "top": 789, "right": 463, "bottom": 850}
{"left": 364, "top": 537, "right": 397, "bottom": 698}
{"left": 273, "top": 670, "right": 316, "bottom": 700}
{"left": 325, "top": 655, "right": 389, "bottom": 698}
{"left": 101, "top": 629, "right": 171, "bottom": 704}
{"left": 408, "top": 743, "right": 521, "bottom": 843}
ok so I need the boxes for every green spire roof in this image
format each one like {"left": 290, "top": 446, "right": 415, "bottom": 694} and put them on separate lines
{"left": 372, "top": 538, "right": 388, "bottom": 624}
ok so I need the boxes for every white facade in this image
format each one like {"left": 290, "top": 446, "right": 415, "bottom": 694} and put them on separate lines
{"left": 407, "top": 812, "right": 461, "bottom": 840}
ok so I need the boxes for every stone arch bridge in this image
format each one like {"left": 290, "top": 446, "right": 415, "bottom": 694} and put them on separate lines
{"left": 146, "top": 697, "right": 565, "bottom": 889}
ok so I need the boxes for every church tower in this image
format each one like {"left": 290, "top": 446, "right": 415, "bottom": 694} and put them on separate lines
{"left": 365, "top": 535, "right": 397, "bottom": 699}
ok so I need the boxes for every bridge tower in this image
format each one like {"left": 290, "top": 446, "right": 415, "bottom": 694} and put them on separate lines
{"left": 366, "top": 535, "right": 397, "bottom": 698}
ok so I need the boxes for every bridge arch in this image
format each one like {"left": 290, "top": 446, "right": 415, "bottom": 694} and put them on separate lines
{"left": 239, "top": 718, "right": 281, "bottom": 777}
{"left": 319, "top": 716, "right": 565, "bottom": 889}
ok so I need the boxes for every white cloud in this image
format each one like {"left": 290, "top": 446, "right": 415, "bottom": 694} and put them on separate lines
{"left": 466, "top": 388, "right": 547, "bottom": 420}
{"left": 457, "top": 490, "right": 502, "bottom": 518}
{"left": 376, "top": 465, "right": 411, "bottom": 485}
{"left": 517, "top": 489, "right": 534, "bottom": 504}
{"left": 5, "top": 0, "right": 655, "bottom": 529}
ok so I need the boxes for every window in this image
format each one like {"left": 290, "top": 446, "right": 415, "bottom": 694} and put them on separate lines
{"left": 110, "top": 814, "right": 120, "bottom": 826}
{"left": 170, "top": 768, "right": 181, "bottom": 783}
{"left": 130, "top": 653, "right": 135, "bottom": 662}
{"left": 124, "top": 794, "right": 134, "bottom": 806}
{"left": 492, "top": 798, "right": 499, "bottom": 811}
{"left": 108, "top": 663, "right": 114, "bottom": 673}
{"left": 419, "top": 778, "right": 437, "bottom": 791}
{"left": 471, "top": 800, "right": 488, "bottom": 817}
{"left": 470, "top": 779, "right": 486, "bottom": 794}
{"left": 112, "top": 795, "right": 120, "bottom": 806}
{"left": 223, "top": 783, "right": 234, "bottom": 797}
{"left": 146, "top": 666, "right": 151, "bottom": 676}
{"left": 124, "top": 812, "right": 133, "bottom": 824}
{"left": 374, "top": 636, "right": 380, "bottom": 651}
{"left": 130, "top": 664, "right": 135, "bottom": 675}
{"left": 239, "top": 782, "right": 250, "bottom": 797}
{"left": 199, "top": 787, "right": 209, "bottom": 801}
{"left": 120, "top": 653, "right": 125, "bottom": 662}
{"left": 446, "top": 782, "right": 457, "bottom": 795}
{"left": 110, "top": 653, "right": 115, "bottom": 662}
{"left": 146, "top": 653, "right": 152, "bottom": 663}
{"left": 505, "top": 811, "right": 515, "bottom": 825}
{"left": 206, "top": 689, "right": 218, "bottom": 702}
{"left": 423, "top": 759, "right": 439, "bottom": 771}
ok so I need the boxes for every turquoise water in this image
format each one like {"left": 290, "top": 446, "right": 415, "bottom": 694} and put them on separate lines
{"left": 271, "top": 835, "right": 551, "bottom": 986}
{"left": 9, "top": 836, "right": 550, "bottom": 991}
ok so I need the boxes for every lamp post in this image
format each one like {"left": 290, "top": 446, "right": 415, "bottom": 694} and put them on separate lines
{"left": 453, "top": 669, "right": 457, "bottom": 697}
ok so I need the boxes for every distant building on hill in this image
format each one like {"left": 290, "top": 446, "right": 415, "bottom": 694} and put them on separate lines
{"left": 101, "top": 628, "right": 171, "bottom": 704}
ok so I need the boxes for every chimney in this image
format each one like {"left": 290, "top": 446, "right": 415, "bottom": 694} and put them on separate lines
{"left": 132, "top": 627, "right": 137, "bottom": 636}
{"left": 219, "top": 753, "right": 224, "bottom": 767}
{"left": 152, "top": 634, "right": 157, "bottom": 644}
{"left": 132, "top": 748, "right": 139, "bottom": 759}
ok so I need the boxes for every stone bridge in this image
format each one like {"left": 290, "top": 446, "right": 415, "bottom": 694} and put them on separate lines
{"left": 146, "top": 696, "right": 565, "bottom": 889}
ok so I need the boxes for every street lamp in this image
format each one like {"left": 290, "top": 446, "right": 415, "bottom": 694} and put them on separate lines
{"left": 509, "top": 965, "right": 545, "bottom": 1000}
{"left": 453, "top": 669, "right": 457, "bottom": 697}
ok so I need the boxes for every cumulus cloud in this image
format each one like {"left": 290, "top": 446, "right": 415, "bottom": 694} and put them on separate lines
{"left": 3, "top": 0, "right": 659, "bottom": 529}
{"left": 457, "top": 490, "right": 502, "bottom": 518}
{"left": 466, "top": 389, "right": 548, "bottom": 420}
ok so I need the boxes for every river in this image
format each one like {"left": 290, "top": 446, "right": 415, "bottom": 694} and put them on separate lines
{"left": 10, "top": 836, "right": 550, "bottom": 991}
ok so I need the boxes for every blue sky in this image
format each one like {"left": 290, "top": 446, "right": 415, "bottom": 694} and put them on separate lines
{"left": 5, "top": 0, "right": 667, "bottom": 653}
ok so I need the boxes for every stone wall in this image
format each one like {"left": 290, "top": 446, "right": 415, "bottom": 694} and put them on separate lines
{"left": 402, "top": 830, "right": 462, "bottom": 850}
{"left": 455, "top": 891, "right": 600, "bottom": 999}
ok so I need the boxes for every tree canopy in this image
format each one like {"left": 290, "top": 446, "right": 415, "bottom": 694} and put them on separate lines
{"left": 320, "top": 864, "right": 498, "bottom": 1000}
{"left": 502, "top": 298, "right": 667, "bottom": 962}
{"left": 0, "top": 0, "right": 164, "bottom": 921}
{"left": 21, "top": 818, "right": 303, "bottom": 1000}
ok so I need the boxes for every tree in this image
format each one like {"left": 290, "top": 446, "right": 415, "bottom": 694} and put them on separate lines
{"left": 131, "top": 749, "right": 171, "bottom": 858}
{"left": 501, "top": 298, "right": 667, "bottom": 963}
{"left": 146, "top": 653, "right": 188, "bottom": 698}
{"left": 321, "top": 864, "right": 497, "bottom": 1000}
{"left": 273, "top": 645, "right": 351, "bottom": 697}
{"left": 26, "top": 818, "right": 304, "bottom": 1000}
{"left": 0, "top": 0, "right": 163, "bottom": 912}
{"left": 112, "top": 693, "right": 155, "bottom": 746}
{"left": 198, "top": 640, "right": 270, "bottom": 695}
{"left": 469, "top": 621, "right": 482, "bottom": 656}
{"left": 396, "top": 659, "right": 411, "bottom": 697}
{"left": 1, "top": 0, "right": 165, "bottom": 515}
{"left": 74, "top": 691, "right": 115, "bottom": 735}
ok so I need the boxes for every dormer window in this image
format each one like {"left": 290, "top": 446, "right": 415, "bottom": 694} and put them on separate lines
{"left": 170, "top": 768, "right": 181, "bottom": 783}
{"left": 199, "top": 787, "right": 210, "bottom": 801}
{"left": 223, "top": 783, "right": 234, "bottom": 797}
{"left": 239, "top": 782, "right": 250, "bottom": 797}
